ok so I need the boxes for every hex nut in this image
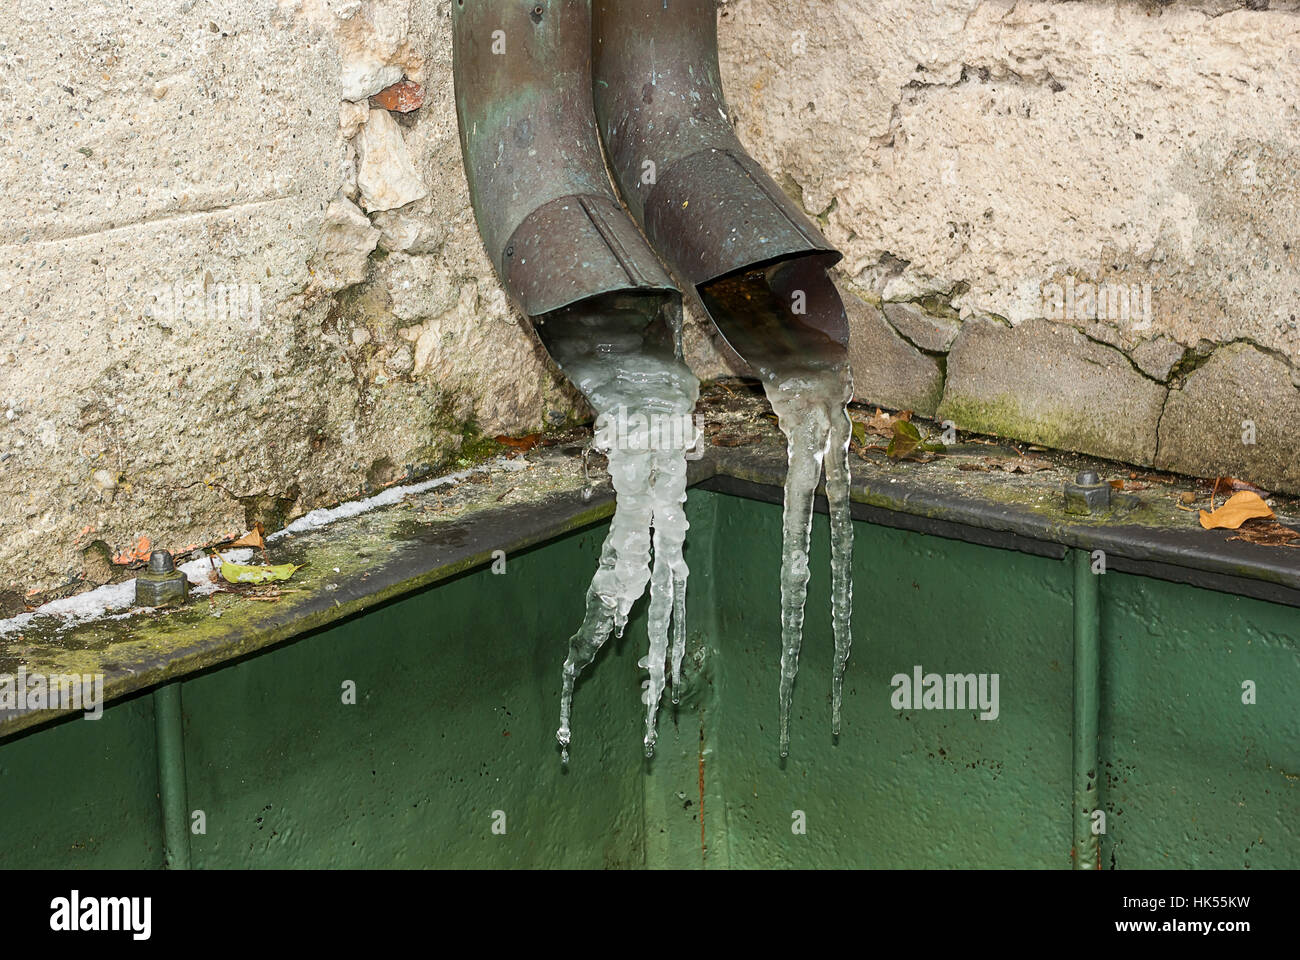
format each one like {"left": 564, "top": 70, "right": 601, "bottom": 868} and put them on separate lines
{"left": 136, "top": 551, "right": 190, "bottom": 607}
{"left": 1064, "top": 471, "right": 1111, "bottom": 516}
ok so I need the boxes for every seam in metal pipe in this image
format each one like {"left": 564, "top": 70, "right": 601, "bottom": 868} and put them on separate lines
{"left": 591, "top": 0, "right": 849, "bottom": 355}
{"left": 154, "top": 682, "right": 191, "bottom": 870}
{"left": 453, "top": 0, "right": 682, "bottom": 348}
{"left": 1071, "top": 548, "right": 1102, "bottom": 870}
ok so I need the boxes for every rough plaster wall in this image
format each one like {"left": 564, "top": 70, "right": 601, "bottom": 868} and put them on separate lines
{"left": 0, "top": 0, "right": 578, "bottom": 596}
{"left": 716, "top": 0, "right": 1300, "bottom": 491}
{"left": 1, "top": 0, "right": 1298, "bottom": 596}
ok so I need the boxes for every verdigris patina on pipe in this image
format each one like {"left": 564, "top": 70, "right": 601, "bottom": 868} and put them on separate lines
{"left": 453, "top": 0, "right": 679, "bottom": 325}
{"left": 591, "top": 0, "right": 846, "bottom": 350}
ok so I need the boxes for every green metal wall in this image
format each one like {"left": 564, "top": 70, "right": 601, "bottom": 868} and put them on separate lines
{"left": 0, "top": 522, "right": 660, "bottom": 869}
{"left": 702, "top": 493, "right": 1075, "bottom": 868}
{"left": 1, "top": 491, "right": 1295, "bottom": 868}
{"left": 699, "top": 494, "right": 1298, "bottom": 868}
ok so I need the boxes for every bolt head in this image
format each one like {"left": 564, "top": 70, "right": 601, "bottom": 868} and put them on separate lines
{"left": 148, "top": 549, "right": 175, "bottom": 574}
{"left": 1064, "top": 473, "right": 1111, "bottom": 516}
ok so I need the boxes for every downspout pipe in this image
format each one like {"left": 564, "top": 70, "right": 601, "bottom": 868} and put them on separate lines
{"left": 453, "top": 0, "right": 682, "bottom": 353}
{"left": 591, "top": 0, "right": 849, "bottom": 355}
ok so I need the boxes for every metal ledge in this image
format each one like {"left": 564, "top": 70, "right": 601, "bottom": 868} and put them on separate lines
{"left": 4, "top": 411, "right": 1298, "bottom": 741}
{"left": 704, "top": 442, "right": 1300, "bottom": 609}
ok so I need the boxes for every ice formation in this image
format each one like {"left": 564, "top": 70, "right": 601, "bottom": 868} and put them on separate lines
{"left": 702, "top": 267, "right": 855, "bottom": 757}
{"left": 759, "top": 361, "right": 854, "bottom": 756}
{"left": 537, "top": 297, "right": 700, "bottom": 761}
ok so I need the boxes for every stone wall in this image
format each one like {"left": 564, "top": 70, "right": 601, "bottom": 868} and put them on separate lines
{"left": 1, "top": 0, "right": 1297, "bottom": 595}
{"left": 714, "top": 0, "right": 1300, "bottom": 495}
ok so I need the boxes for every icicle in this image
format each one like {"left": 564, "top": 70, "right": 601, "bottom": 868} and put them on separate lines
{"left": 825, "top": 383, "right": 855, "bottom": 737}
{"left": 556, "top": 448, "right": 655, "bottom": 762}
{"left": 759, "top": 361, "right": 854, "bottom": 756}
{"left": 545, "top": 310, "right": 699, "bottom": 762}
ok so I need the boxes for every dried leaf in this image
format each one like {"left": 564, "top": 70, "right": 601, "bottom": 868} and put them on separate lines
{"left": 228, "top": 522, "right": 265, "bottom": 550}
{"left": 113, "top": 536, "right": 152, "bottom": 565}
{"left": 982, "top": 456, "right": 1052, "bottom": 474}
{"left": 956, "top": 462, "right": 989, "bottom": 472}
{"left": 219, "top": 560, "right": 303, "bottom": 584}
{"left": 495, "top": 433, "right": 540, "bottom": 452}
{"left": 1199, "top": 491, "right": 1274, "bottom": 530}
{"left": 863, "top": 408, "right": 906, "bottom": 438}
{"left": 1199, "top": 475, "right": 1271, "bottom": 498}
{"left": 1228, "top": 518, "right": 1300, "bottom": 547}
{"left": 370, "top": 80, "right": 424, "bottom": 113}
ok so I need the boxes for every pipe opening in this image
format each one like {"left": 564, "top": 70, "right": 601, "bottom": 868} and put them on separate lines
{"left": 698, "top": 254, "right": 850, "bottom": 381}
{"left": 533, "top": 291, "right": 682, "bottom": 381}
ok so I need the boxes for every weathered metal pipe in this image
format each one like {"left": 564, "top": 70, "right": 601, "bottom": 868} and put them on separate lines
{"left": 591, "top": 0, "right": 849, "bottom": 353}
{"left": 453, "top": 0, "right": 681, "bottom": 351}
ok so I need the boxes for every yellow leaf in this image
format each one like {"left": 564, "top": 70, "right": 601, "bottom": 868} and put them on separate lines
{"left": 1198, "top": 491, "right": 1274, "bottom": 530}
{"left": 220, "top": 561, "right": 302, "bottom": 584}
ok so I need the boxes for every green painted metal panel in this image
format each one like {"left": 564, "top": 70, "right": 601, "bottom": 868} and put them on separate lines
{"left": 1097, "top": 572, "right": 1299, "bottom": 869}
{"left": 0, "top": 693, "right": 162, "bottom": 868}
{"left": 178, "top": 524, "right": 654, "bottom": 869}
{"left": 0, "top": 490, "right": 1295, "bottom": 869}
{"left": 704, "top": 494, "right": 1075, "bottom": 868}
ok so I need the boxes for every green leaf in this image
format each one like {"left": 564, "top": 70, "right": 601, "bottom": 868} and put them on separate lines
{"left": 220, "top": 561, "right": 303, "bottom": 584}
{"left": 886, "top": 420, "right": 923, "bottom": 459}
{"left": 851, "top": 421, "right": 867, "bottom": 447}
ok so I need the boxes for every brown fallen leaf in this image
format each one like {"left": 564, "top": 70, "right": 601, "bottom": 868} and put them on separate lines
{"left": 113, "top": 536, "right": 152, "bottom": 565}
{"left": 1199, "top": 491, "right": 1274, "bottom": 530}
{"left": 228, "top": 522, "right": 265, "bottom": 551}
{"left": 862, "top": 408, "right": 911, "bottom": 438}
{"left": 957, "top": 462, "right": 989, "bottom": 472}
{"left": 1199, "top": 475, "right": 1270, "bottom": 498}
{"left": 984, "top": 456, "right": 1053, "bottom": 474}
{"left": 370, "top": 80, "right": 424, "bottom": 113}
{"left": 1228, "top": 518, "right": 1300, "bottom": 547}
{"left": 495, "top": 433, "right": 541, "bottom": 452}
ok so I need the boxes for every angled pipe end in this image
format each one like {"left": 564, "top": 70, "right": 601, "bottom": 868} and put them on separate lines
{"left": 592, "top": 0, "right": 848, "bottom": 351}
{"left": 502, "top": 194, "right": 677, "bottom": 319}
{"left": 643, "top": 147, "right": 841, "bottom": 292}
{"left": 453, "top": 0, "right": 681, "bottom": 336}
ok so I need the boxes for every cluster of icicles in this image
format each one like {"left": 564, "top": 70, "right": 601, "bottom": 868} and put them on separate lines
{"left": 550, "top": 307, "right": 855, "bottom": 762}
